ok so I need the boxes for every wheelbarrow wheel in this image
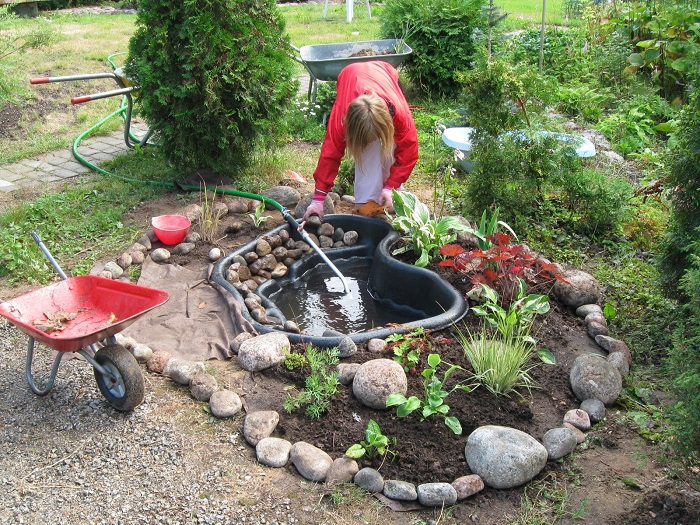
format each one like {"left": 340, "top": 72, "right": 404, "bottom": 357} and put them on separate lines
{"left": 93, "top": 344, "right": 144, "bottom": 412}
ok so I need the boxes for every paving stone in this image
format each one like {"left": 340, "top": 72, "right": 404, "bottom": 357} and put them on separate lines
{"left": 0, "top": 171, "right": 24, "bottom": 183}
{"left": 0, "top": 184, "right": 19, "bottom": 192}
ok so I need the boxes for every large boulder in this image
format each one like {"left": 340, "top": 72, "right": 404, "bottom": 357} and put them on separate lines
{"left": 553, "top": 269, "right": 602, "bottom": 309}
{"left": 465, "top": 425, "right": 548, "bottom": 489}
{"left": 570, "top": 353, "right": 623, "bottom": 406}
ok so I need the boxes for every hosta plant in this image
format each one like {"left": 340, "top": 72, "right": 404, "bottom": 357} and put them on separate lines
{"left": 390, "top": 190, "right": 480, "bottom": 268}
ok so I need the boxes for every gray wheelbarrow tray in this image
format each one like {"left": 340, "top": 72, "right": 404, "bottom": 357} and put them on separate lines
{"left": 291, "top": 39, "right": 412, "bottom": 102}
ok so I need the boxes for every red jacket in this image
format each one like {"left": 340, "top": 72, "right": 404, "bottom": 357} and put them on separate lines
{"left": 312, "top": 61, "right": 418, "bottom": 194}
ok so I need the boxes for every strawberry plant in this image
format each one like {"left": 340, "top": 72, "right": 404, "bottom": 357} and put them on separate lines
{"left": 387, "top": 327, "right": 431, "bottom": 375}
{"left": 386, "top": 353, "right": 474, "bottom": 435}
{"left": 439, "top": 232, "right": 566, "bottom": 303}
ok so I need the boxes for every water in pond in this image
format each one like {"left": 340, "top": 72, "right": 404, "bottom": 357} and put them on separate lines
{"left": 270, "top": 261, "right": 421, "bottom": 337}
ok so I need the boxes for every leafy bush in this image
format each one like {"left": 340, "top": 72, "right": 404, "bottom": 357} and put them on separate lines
{"left": 556, "top": 83, "right": 611, "bottom": 123}
{"left": 657, "top": 54, "right": 700, "bottom": 295}
{"left": 126, "top": 0, "right": 296, "bottom": 178}
{"left": 612, "top": 2, "right": 699, "bottom": 102}
{"left": 554, "top": 167, "right": 634, "bottom": 235}
{"left": 379, "top": 0, "right": 483, "bottom": 96}
{"left": 457, "top": 58, "right": 554, "bottom": 134}
{"left": 509, "top": 26, "right": 590, "bottom": 85}
{"left": 666, "top": 238, "right": 700, "bottom": 454}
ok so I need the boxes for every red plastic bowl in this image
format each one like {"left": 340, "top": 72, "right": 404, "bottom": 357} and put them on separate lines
{"left": 151, "top": 215, "right": 191, "bottom": 245}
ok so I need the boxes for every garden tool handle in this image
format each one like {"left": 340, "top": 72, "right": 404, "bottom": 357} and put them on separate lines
{"left": 31, "top": 232, "right": 68, "bottom": 280}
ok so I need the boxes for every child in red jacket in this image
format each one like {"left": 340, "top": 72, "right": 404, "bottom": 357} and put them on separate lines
{"left": 302, "top": 61, "right": 418, "bottom": 223}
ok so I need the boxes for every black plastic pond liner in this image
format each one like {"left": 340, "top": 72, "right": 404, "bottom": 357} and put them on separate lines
{"left": 210, "top": 214, "right": 469, "bottom": 347}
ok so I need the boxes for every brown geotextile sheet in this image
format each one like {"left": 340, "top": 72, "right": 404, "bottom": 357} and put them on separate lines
{"left": 122, "top": 257, "right": 255, "bottom": 361}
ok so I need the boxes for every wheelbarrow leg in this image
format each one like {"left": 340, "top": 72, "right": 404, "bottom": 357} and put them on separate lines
{"left": 25, "top": 337, "right": 64, "bottom": 396}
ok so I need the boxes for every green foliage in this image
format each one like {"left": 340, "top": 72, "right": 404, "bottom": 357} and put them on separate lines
{"left": 283, "top": 346, "right": 340, "bottom": 419}
{"left": 458, "top": 282, "right": 554, "bottom": 397}
{"left": 345, "top": 419, "right": 397, "bottom": 461}
{"left": 474, "top": 207, "right": 517, "bottom": 250}
{"left": 249, "top": 201, "right": 272, "bottom": 228}
{"left": 554, "top": 167, "right": 634, "bottom": 235}
{"left": 509, "top": 26, "right": 591, "bottom": 84}
{"left": 595, "top": 91, "right": 676, "bottom": 157}
{"left": 126, "top": 0, "right": 296, "bottom": 177}
{"left": 458, "top": 58, "right": 554, "bottom": 134}
{"left": 666, "top": 241, "right": 700, "bottom": 454}
{"left": 556, "top": 83, "right": 611, "bottom": 123}
{"left": 458, "top": 327, "right": 541, "bottom": 397}
{"left": 387, "top": 326, "right": 431, "bottom": 374}
{"left": 333, "top": 159, "right": 355, "bottom": 197}
{"left": 386, "top": 353, "right": 472, "bottom": 434}
{"left": 379, "top": 0, "right": 484, "bottom": 96}
{"left": 283, "top": 349, "right": 307, "bottom": 371}
{"left": 462, "top": 131, "right": 579, "bottom": 225}
{"left": 614, "top": 2, "right": 700, "bottom": 101}
{"left": 657, "top": 53, "right": 700, "bottom": 295}
{"left": 390, "top": 190, "right": 477, "bottom": 267}
{"left": 470, "top": 278, "right": 552, "bottom": 345}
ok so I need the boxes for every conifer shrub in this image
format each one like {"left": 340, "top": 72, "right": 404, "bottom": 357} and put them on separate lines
{"left": 126, "top": 0, "right": 296, "bottom": 177}
{"left": 657, "top": 56, "right": 700, "bottom": 296}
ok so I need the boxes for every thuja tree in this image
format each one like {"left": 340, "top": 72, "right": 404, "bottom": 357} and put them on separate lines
{"left": 126, "top": 0, "right": 296, "bottom": 176}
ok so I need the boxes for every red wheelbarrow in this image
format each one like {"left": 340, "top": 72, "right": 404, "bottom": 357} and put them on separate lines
{"left": 0, "top": 234, "right": 168, "bottom": 411}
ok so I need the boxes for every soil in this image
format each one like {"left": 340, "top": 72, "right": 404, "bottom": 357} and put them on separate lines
{"left": 1, "top": 174, "right": 699, "bottom": 524}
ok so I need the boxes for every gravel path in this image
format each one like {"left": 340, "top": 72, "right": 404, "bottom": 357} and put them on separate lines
{"left": 0, "top": 320, "right": 380, "bottom": 525}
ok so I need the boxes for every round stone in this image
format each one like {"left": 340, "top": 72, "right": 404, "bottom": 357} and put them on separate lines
{"left": 352, "top": 359, "right": 407, "bottom": 410}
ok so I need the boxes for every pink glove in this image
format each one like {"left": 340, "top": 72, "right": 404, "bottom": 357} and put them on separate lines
{"left": 379, "top": 187, "right": 394, "bottom": 212}
{"left": 303, "top": 198, "right": 325, "bottom": 223}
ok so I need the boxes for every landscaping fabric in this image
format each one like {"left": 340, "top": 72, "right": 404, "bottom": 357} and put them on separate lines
{"left": 123, "top": 257, "right": 254, "bottom": 360}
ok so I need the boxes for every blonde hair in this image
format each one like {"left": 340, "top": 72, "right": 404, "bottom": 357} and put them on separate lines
{"left": 344, "top": 94, "right": 395, "bottom": 167}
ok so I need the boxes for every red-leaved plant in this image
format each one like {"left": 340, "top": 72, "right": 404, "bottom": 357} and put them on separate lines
{"left": 439, "top": 232, "right": 567, "bottom": 303}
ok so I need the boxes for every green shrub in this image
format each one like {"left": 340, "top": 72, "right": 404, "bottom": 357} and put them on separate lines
{"left": 657, "top": 53, "right": 700, "bottom": 294}
{"left": 509, "top": 26, "right": 590, "bottom": 85}
{"left": 126, "top": 0, "right": 296, "bottom": 178}
{"left": 457, "top": 58, "right": 554, "bottom": 134}
{"left": 379, "top": 0, "right": 483, "bottom": 96}
{"left": 554, "top": 167, "right": 633, "bottom": 236}
{"left": 666, "top": 240, "right": 700, "bottom": 455}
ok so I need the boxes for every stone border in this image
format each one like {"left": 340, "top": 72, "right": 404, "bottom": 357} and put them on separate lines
{"left": 104, "top": 207, "right": 634, "bottom": 507}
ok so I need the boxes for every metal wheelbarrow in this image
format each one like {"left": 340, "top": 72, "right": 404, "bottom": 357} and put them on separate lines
{"left": 291, "top": 38, "right": 412, "bottom": 103}
{"left": 0, "top": 234, "right": 169, "bottom": 412}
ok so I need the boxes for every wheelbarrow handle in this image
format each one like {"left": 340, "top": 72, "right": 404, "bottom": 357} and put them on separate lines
{"left": 31, "top": 232, "right": 68, "bottom": 280}
{"left": 30, "top": 72, "right": 120, "bottom": 85}
{"left": 72, "top": 86, "right": 135, "bottom": 105}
